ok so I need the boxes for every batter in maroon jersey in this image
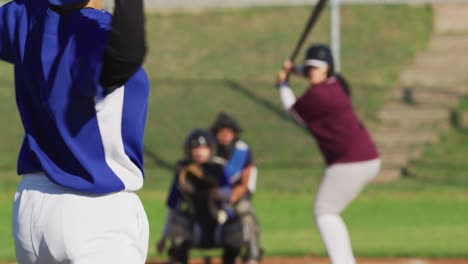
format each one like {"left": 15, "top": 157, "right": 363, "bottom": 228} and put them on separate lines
{"left": 276, "top": 44, "right": 381, "bottom": 264}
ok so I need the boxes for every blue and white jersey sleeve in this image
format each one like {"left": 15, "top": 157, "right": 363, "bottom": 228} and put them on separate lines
{"left": 224, "top": 140, "right": 254, "bottom": 184}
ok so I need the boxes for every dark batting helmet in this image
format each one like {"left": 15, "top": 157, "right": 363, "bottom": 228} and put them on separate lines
{"left": 304, "top": 44, "right": 335, "bottom": 77}
{"left": 184, "top": 129, "right": 217, "bottom": 159}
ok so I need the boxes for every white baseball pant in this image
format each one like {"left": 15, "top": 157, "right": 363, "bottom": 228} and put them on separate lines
{"left": 314, "top": 158, "right": 381, "bottom": 264}
{"left": 13, "top": 173, "right": 149, "bottom": 264}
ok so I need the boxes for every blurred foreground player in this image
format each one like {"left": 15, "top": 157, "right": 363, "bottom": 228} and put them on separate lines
{"left": 1, "top": 0, "right": 150, "bottom": 262}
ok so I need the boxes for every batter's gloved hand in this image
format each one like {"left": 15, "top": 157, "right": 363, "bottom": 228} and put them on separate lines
{"left": 282, "top": 60, "right": 295, "bottom": 74}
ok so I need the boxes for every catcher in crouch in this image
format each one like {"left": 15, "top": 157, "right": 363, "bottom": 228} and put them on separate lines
{"left": 157, "top": 129, "right": 243, "bottom": 264}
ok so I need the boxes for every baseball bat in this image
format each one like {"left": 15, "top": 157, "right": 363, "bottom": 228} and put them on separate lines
{"left": 289, "top": 0, "right": 329, "bottom": 62}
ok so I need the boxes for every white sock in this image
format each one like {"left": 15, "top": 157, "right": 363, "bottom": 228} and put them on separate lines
{"left": 316, "top": 214, "right": 356, "bottom": 264}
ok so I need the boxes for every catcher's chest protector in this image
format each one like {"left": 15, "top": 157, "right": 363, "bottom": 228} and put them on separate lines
{"left": 176, "top": 161, "right": 226, "bottom": 224}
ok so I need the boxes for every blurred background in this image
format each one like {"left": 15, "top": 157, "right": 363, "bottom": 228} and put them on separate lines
{"left": 0, "top": 0, "right": 467, "bottom": 262}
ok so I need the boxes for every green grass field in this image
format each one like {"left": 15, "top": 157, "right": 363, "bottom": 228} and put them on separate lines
{"left": 1, "top": 4, "right": 468, "bottom": 262}
{"left": 1, "top": 173, "right": 467, "bottom": 262}
{"left": 404, "top": 95, "right": 468, "bottom": 185}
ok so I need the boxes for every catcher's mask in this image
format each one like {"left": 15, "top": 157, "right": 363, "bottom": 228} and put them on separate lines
{"left": 184, "top": 129, "right": 217, "bottom": 161}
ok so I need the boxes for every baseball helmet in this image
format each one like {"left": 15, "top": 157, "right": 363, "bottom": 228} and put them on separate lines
{"left": 184, "top": 129, "right": 217, "bottom": 159}
{"left": 210, "top": 112, "right": 242, "bottom": 135}
{"left": 304, "top": 44, "right": 335, "bottom": 76}
{"left": 48, "top": 0, "right": 88, "bottom": 6}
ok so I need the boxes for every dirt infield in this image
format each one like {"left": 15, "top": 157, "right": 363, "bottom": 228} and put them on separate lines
{"left": 147, "top": 256, "right": 468, "bottom": 264}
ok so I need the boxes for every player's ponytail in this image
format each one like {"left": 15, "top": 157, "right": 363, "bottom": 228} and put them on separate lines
{"left": 334, "top": 73, "right": 351, "bottom": 97}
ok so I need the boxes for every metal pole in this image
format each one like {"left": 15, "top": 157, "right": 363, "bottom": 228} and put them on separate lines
{"left": 330, "top": 0, "right": 341, "bottom": 72}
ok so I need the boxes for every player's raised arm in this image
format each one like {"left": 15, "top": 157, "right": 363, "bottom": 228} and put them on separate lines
{"left": 100, "top": 0, "right": 147, "bottom": 88}
{"left": 276, "top": 63, "right": 297, "bottom": 112}
{"left": 276, "top": 61, "right": 306, "bottom": 125}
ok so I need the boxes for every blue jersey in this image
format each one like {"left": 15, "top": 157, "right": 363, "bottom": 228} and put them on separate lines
{"left": 0, "top": 0, "right": 149, "bottom": 194}
{"left": 223, "top": 140, "right": 253, "bottom": 185}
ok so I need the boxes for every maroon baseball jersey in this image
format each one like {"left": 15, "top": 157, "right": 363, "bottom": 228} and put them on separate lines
{"left": 292, "top": 77, "right": 379, "bottom": 165}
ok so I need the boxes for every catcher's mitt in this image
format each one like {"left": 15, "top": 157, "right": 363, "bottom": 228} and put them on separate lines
{"left": 177, "top": 163, "right": 219, "bottom": 196}
{"left": 177, "top": 162, "right": 229, "bottom": 223}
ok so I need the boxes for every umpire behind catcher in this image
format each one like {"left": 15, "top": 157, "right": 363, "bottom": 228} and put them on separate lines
{"left": 210, "top": 112, "right": 263, "bottom": 264}
{"left": 157, "top": 129, "right": 244, "bottom": 264}
{"left": 1, "top": 0, "right": 150, "bottom": 262}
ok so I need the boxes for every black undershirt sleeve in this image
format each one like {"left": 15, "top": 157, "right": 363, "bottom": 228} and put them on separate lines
{"left": 100, "top": 0, "right": 147, "bottom": 88}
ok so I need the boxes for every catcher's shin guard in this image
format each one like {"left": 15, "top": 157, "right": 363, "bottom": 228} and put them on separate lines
{"left": 168, "top": 240, "right": 190, "bottom": 264}
{"left": 167, "top": 211, "right": 194, "bottom": 264}
{"left": 169, "top": 211, "right": 194, "bottom": 244}
{"left": 221, "top": 217, "right": 244, "bottom": 250}
{"left": 234, "top": 197, "right": 263, "bottom": 262}
{"left": 222, "top": 246, "right": 241, "bottom": 264}
{"left": 241, "top": 213, "right": 263, "bottom": 262}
